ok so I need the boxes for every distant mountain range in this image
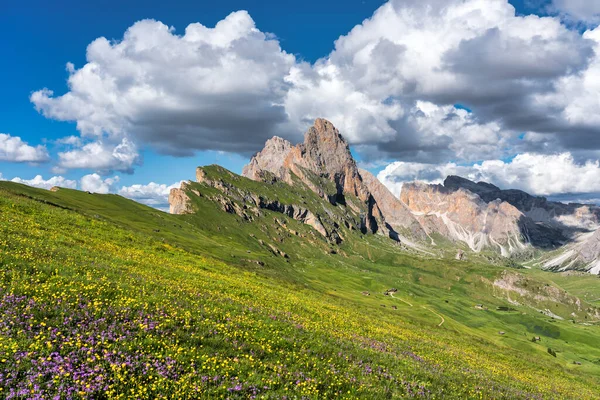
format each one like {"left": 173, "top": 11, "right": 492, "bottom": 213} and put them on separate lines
{"left": 169, "top": 119, "right": 600, "bottom": 274}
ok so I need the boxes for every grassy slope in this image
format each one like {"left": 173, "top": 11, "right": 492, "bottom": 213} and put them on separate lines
{"left": 0, "top": 179, "right": 599, "bottom": 399}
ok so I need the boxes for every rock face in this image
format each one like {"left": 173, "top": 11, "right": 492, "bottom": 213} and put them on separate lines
{"left": 243, "top": 119, "right": 384, "bottom": 235}
{"left": 401, "top": 182, "right": 528, "bottom": 255}
{"left": 543, "top": 228, "right": 600, "bottom": 274}
{"left": 242, "top": 137, "right": 292, "bottom": 182}
{"left": 400, "top": 176, "right": 591, "bottom": 256}
{"left": 169, "top": 183, "right": 193, "bottom": 215}
{"left": 285, "top": 119, "right": 371, "bottom": 202}
{"left": 359, "top": 169, "right": 426, "bottom": 239}
{"left": 445, "top": 176, "right": 600, "bottom": 232}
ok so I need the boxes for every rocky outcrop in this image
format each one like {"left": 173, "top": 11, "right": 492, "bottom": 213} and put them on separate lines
{"left": 243, "top": 118, "right": 384, "bottom": 235}
{"left": 242, "top": 137, "right": 293, "bottom": 181}
{"left": 171, "top": 165, "right": 343, "bottom": 243}
{"left": 493, "top": 270, "right": 600, "bottom": 320}
{"left": 359, "top": 169, "right": 426, "bottom": 239}
{"left": 169, "top": 183, "right": 193, "bottom": 215}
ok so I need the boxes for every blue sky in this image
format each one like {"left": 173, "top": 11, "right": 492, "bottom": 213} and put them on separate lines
{"left": 2, "top": 0, "right": 600, "bottom": 207}
{"left": 1, "top": 0, "right": 396, "bottom": 185}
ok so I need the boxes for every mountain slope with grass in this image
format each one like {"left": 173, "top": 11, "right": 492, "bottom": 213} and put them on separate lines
{"left": 1, "top": 168, "right": 600, "bottom": 398}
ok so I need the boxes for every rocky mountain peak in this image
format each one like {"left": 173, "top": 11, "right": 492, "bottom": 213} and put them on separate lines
{"left": 243, "top": 119, "right": 368, "bottom": 203}
{"left": 290, "top": 118, "right": 369, "bottom": 202}
{"left": 444, "top": 175, "right": 500, "bottom": 194}
{"left": 303, "top": 118, "right": 348, "bottom": 154}
{"left": 242, "top": 118, "right": 381, "bottom": 234}
{"left": 242, "top": 136, "right": 293, "bottom": 181}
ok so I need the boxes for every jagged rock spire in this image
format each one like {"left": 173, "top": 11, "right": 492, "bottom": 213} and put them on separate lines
{"left": 243, "top": 118, "right": 383, "bottom": 234}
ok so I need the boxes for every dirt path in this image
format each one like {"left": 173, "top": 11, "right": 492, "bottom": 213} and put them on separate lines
{"left": 422, "top": 306, "right": 445, "bottom": 327}
{"left": 389, "top": 293, "right": 413, "bottom": 307}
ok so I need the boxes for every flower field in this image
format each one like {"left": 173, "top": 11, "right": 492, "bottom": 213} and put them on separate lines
{"left": 0, "top": 185, "right": 599, "bottom": 399}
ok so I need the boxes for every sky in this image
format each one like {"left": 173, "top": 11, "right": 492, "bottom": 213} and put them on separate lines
{"left": 2, "top": 0, "right": 600, "bottom": 210}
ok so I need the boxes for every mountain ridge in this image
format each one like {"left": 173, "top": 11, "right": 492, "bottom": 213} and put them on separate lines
{"left": 169, "top": 118, "right": 600, "bottom": 274}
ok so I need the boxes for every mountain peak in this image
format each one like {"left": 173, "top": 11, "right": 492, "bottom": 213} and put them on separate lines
{"left": 307, "top": 118, "right": 346, "bottom": 143}
{"left": 242, "top": 136, "right": 293, "bottom": 181}
{"left": 444, "top": 175, "right": 500, "bottom": 193}
{"left": 242, "top": 118, "right": 382, "bottom": 234}
{"left": 243, "top": 118, "right": 367, "bottom": 200}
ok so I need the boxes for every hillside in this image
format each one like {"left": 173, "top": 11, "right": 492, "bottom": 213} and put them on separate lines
{"left": 1, "top": 173, "right": 600, "bottom": 398}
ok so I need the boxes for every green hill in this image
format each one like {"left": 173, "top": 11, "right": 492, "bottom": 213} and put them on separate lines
{"left": 1, "top": 177, "right": 599, "bottom": 399}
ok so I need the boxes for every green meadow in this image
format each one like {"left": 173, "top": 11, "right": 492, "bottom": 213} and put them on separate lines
{"left": 1, "top": 177, "right": 599, "bottom": 399}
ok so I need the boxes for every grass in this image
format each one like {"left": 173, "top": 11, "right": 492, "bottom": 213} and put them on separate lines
{"left": 0, "top": 177, "right": 599, "bottom": 399}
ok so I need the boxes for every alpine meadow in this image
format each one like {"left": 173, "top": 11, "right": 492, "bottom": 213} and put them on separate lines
{"left": 2, "top": 1, "right": 600, "bottom": 399}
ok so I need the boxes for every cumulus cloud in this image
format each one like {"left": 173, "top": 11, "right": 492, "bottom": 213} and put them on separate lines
{"left": 54, "top": 136, "right": 82, "bottom": 146}
{"left": 27, "top": 0, "right": 600, "bottom": 198}
{"left": 10, "top": 175, "right": 77, "bottom": 190}
{"left": 304, "top": 1, "right": 599, "bottom": 159}
{"left": 57, "top": 139, "right": 140, "bottom": 173}
{"left": 378, "top": 152, "right": 600, "bottom": 198}
{"left": 80, "top": 174, "right": 119, "bottom": 194}
{"left": 31, "top": 11, "right": 296, "bottom": 172}
{"left": 532, "top": 26, "right": 600, "bottom": 149}
{"left": 118, "top": 181, "right": 182, "bottom": 211}
{"left": 0, "top": 133, "right": 49, "bottom": 163}
{"left": 284, "top": 62, "right": 404, "bottom": 145}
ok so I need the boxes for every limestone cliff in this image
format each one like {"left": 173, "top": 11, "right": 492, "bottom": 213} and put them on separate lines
{"left": 400, "top": 182, "right": 527, "bottom": 255}
{"left": 444, "top": 176, "right": 600, "bottom": 232}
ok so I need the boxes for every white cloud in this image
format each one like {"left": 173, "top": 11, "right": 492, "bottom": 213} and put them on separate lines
{"left": 471, "top": 153, "right": 600, "bottom": 196}
{"left": 533, "top": 26, "right": 600, "bottom": 136}
{"left": 80, "top": 173, "right": 119, "bottom": 194}
{"left": 283, "top": 0, "right": 594, "bottom": 163}
{"left": 27, "top": 1, "right": 600, "bottom": 190}
{"left": 57, "top": 138, "right": 140, "bottom": 173}
{"left": 54, "top": 135, "right": 82, "bottom": 146}
{"left": 378, "top": 152, "right": 600, "bottom": 197}
{"left": 118, "top": 181, "right": 182, "bottom": 210}
{"left": 0, "top": 133, "right": 49, "bottom": 163}
{"left": 10, "top": 175, "right": 77, "bottom": 190}
{"left": 31, "top": 11, "right": 296, "bottom": 172}
{"left": 284, "top": 62, "right": 404, "bottom": 145}
{"left": 408, "top": 102, "right": 512, "bottom": 162}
